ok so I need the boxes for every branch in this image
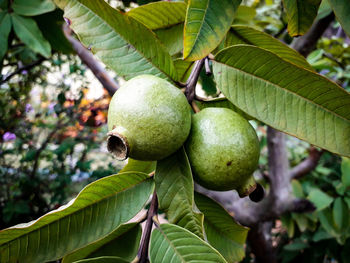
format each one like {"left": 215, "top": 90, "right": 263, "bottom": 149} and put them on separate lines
{"left": 0, "top": 57, "right": 45, "bottom": 85}
{"left": 247, "top": 223, "right": 277, "bottom": 263}
{"left": 63, "top": 25, "right": 119, "bottom": 96}
{"left": 290, "top": 147, "right": 324, "bottom": 179}
{"left": 204, "top": 57, "right": 212, "bottom": 75}
{"left": 291, "top": 13, "right": 335, "bottom": 57}
{"left": 137, "top": 191, "right": 158, "bottom": 263}
{"left": 185, "top": 58, "right": 205, "bottom": 103}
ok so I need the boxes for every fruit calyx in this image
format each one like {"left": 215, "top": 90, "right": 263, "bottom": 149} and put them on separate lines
{"left": 107, "top": 128, "right": 129, "bottom": 161}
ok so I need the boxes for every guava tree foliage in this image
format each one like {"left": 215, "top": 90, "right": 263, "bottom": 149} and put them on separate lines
{"left": 0, "top": 0, "right": 350, "bottom": 263}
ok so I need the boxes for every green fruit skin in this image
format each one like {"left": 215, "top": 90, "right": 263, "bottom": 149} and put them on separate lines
{"left": 185, "top": 108, "right": 260, "bottom": 192}
{"left": 108, "top": 75, "right": 191, "bottom": 161}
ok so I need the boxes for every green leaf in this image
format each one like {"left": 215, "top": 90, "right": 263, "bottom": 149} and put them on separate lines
{"left": 149, "top": 224, "right": 227, "bottom": 263}
{"left": 213, "top": 45, "right": 350, "bottom": 157}
{"left": 173, "top": 59, "right": 194, "bottom": 82}
{"left": 54, "top": 0, "right": 177, "bottom": 81}
{"left": 195, "top": 97, "right": 253, "bottom": 120}
{"left": 155, "top": 24, "right": 184, "bottom": 56}
{"left": 11, "top": 14, "right": 51, "bottom": 58}
{"left": 312, "top": 229, "right": 332, "bottom": 242}
{"left": 317, "top": 0, "right": 332, "bottom": 19}
{"left": 127, "top": 2, "right": 186, "bottom": 57}
{"left": 341, "top": 157, "right": 350, "bottom": 188}
{"left": 63, "top": 223, "right": 141, "bottom": 263}
{"left": 194, "top": 192, "right": 248, "bottom": 262}
{"left": 291, "top": 179, "right": 304, "bottom": 198}
{"left": 224, "top": 25, "right": 313, "bottom": 70}
{"left": 0, "top": 172, "right": 154, "bottom": 263}
{"left": 233, "top": 5, "right": 256, "bottom": 24}
{"left": 199, "top": 68, "right": 217, "bottom": 96}
{"left": 307, "top": 189, "right": 334, "bottom": 211}
{"left": 155, "top": 147, "right": 204, "bottom": 239}
{"left": 183, "top": 0, "right": 241, "bottom": 61}
{"left": 0, "top": 0, "right": 8, "bottom": 9}
{"left": 12, "top": 0, "right": 55, "bottom": 16}
{"left": 281, "top": 215, "right": 295, "bottom": 238}
{"left": 333, "top": 197, "right": 349, "bottom": 230}
{"left": 283, "top": 240, "right": 309, "bottom": 251}
{"left": 292, "top": 214, "right": 308, "bottom": 232}
{"left": 283, "top": 0, "right": 322, "bottom": 36}
{"left": 73, "top": 256, "right": 128, "bottom": 263}
{"left": 0, "top": 11, "right": 12, "bottom": 60}
{"left": 35, "top": 9, "right": 73, "bottom": 54}
{"left": 319, "top": 207, "right": 340, "bottom": 237}
{"left": 120, "top": 158, "right": 156, "bottom": 174}
{"left": 328, "top": 0, "right": 350, "bottom": 36}
{"left": 127, "top": 1, "right": 186, "bottom": 30}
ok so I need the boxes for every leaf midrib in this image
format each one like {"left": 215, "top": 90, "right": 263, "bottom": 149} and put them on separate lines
{"left": 185, "top": 0, "right": 210, "bottom": 57}
{"left": 157, "top": 228, "right": 187, "bottom": 263}
{"left": 204, "top": 217, "right": 244, "bottom": 246}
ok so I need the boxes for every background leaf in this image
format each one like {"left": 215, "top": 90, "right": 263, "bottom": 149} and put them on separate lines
{"left": 0, "top": 172, "right": 153, "bottom": 263}
{"left": 194, "top": 192, "right": 248, "bottom": 263}
{"left": 283, "top": 0, "right": 322, "bottom": 36}
{"left": 149, "top": 224, "right": 227, "bottom": 263}
{"left": 213, "top": 45, "right": 350, "bottom": 157}
{"left": 155, "top": 147, "right": 204, "bottom": 239}
{"left": 54, "top": 0, "right": 177, "bottom": 81}
{"left": 224, "top": 25, "right": 313, "bottom": 70}
{"left": 0, "top": 11, "right": 11, "bottom": 60}
{"left": 328, "top": 0, "right": 350, "bottom": 36}
{"left": 35, "top": 9, "right": 73, "bottom": 54}
{"left": 307, "top": 189, "right": 334, "bottom": 211}
{"left": 333, "top": 197, "right": 349, "bottom": 230}
{"left": 11, "top": 14, "right": 51, "bottom": 58}
{"left": 183, "top": 0, "right": 241, "bottom": 61}
{"left": 12, "top": 0, "right": 55, "bottom": 16}
{"left": 63, "top": 223, "right": 141, "bottom": 263}
{"left": 318, "top": 207, "right": 342, "bottom": 240}
{"left": 341, "top": 157, "right": 350, "bottom": 188}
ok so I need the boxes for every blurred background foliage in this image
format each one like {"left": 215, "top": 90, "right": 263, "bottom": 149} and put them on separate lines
{"left": 0, "top": 0, "right": 350, "bottom": 262}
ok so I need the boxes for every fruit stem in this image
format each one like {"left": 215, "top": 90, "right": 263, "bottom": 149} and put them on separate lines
{"left": 185, "top": 58, "right": 205, "bottom": 103}
{"left": 204, "top": 56, "right": 212, "bottom": 75}
{"left": 106, "top": 129, "right": 129, "bottom": 160}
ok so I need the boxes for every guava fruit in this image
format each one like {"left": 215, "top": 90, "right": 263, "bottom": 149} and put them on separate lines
{"left": 107, "top": 74, "right": 191, "bottom": 161}
{"left": 185, "top": 108, "right": 260, "bottom": 196}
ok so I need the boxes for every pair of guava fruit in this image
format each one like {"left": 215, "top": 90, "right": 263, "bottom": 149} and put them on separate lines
{"left": 107, "top": 75, "right": 260, "bottom": 197}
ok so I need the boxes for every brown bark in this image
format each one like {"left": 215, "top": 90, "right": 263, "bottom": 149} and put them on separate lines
{"left": 63, "top": 25, "right": 119, "bottom": 96}
{"left": 248, "top": 223, "right": 277, "bottom": 263}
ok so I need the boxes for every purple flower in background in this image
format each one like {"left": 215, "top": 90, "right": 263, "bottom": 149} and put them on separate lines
{"left": 25, "top": 103, "right": 33, "bottom": 113}
{"left": 3, "top": 132, "right": 16, "bottom": 142}
{"left": 48, "top": 103, "right": 56, "bottom": 111}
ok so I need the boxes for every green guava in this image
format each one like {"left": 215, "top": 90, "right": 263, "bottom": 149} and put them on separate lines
{"left": 107, "top": 74, "right": 191, "bottom": 161}
{"left": 185, "top": 108, "right": 260, "bottom": 196}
